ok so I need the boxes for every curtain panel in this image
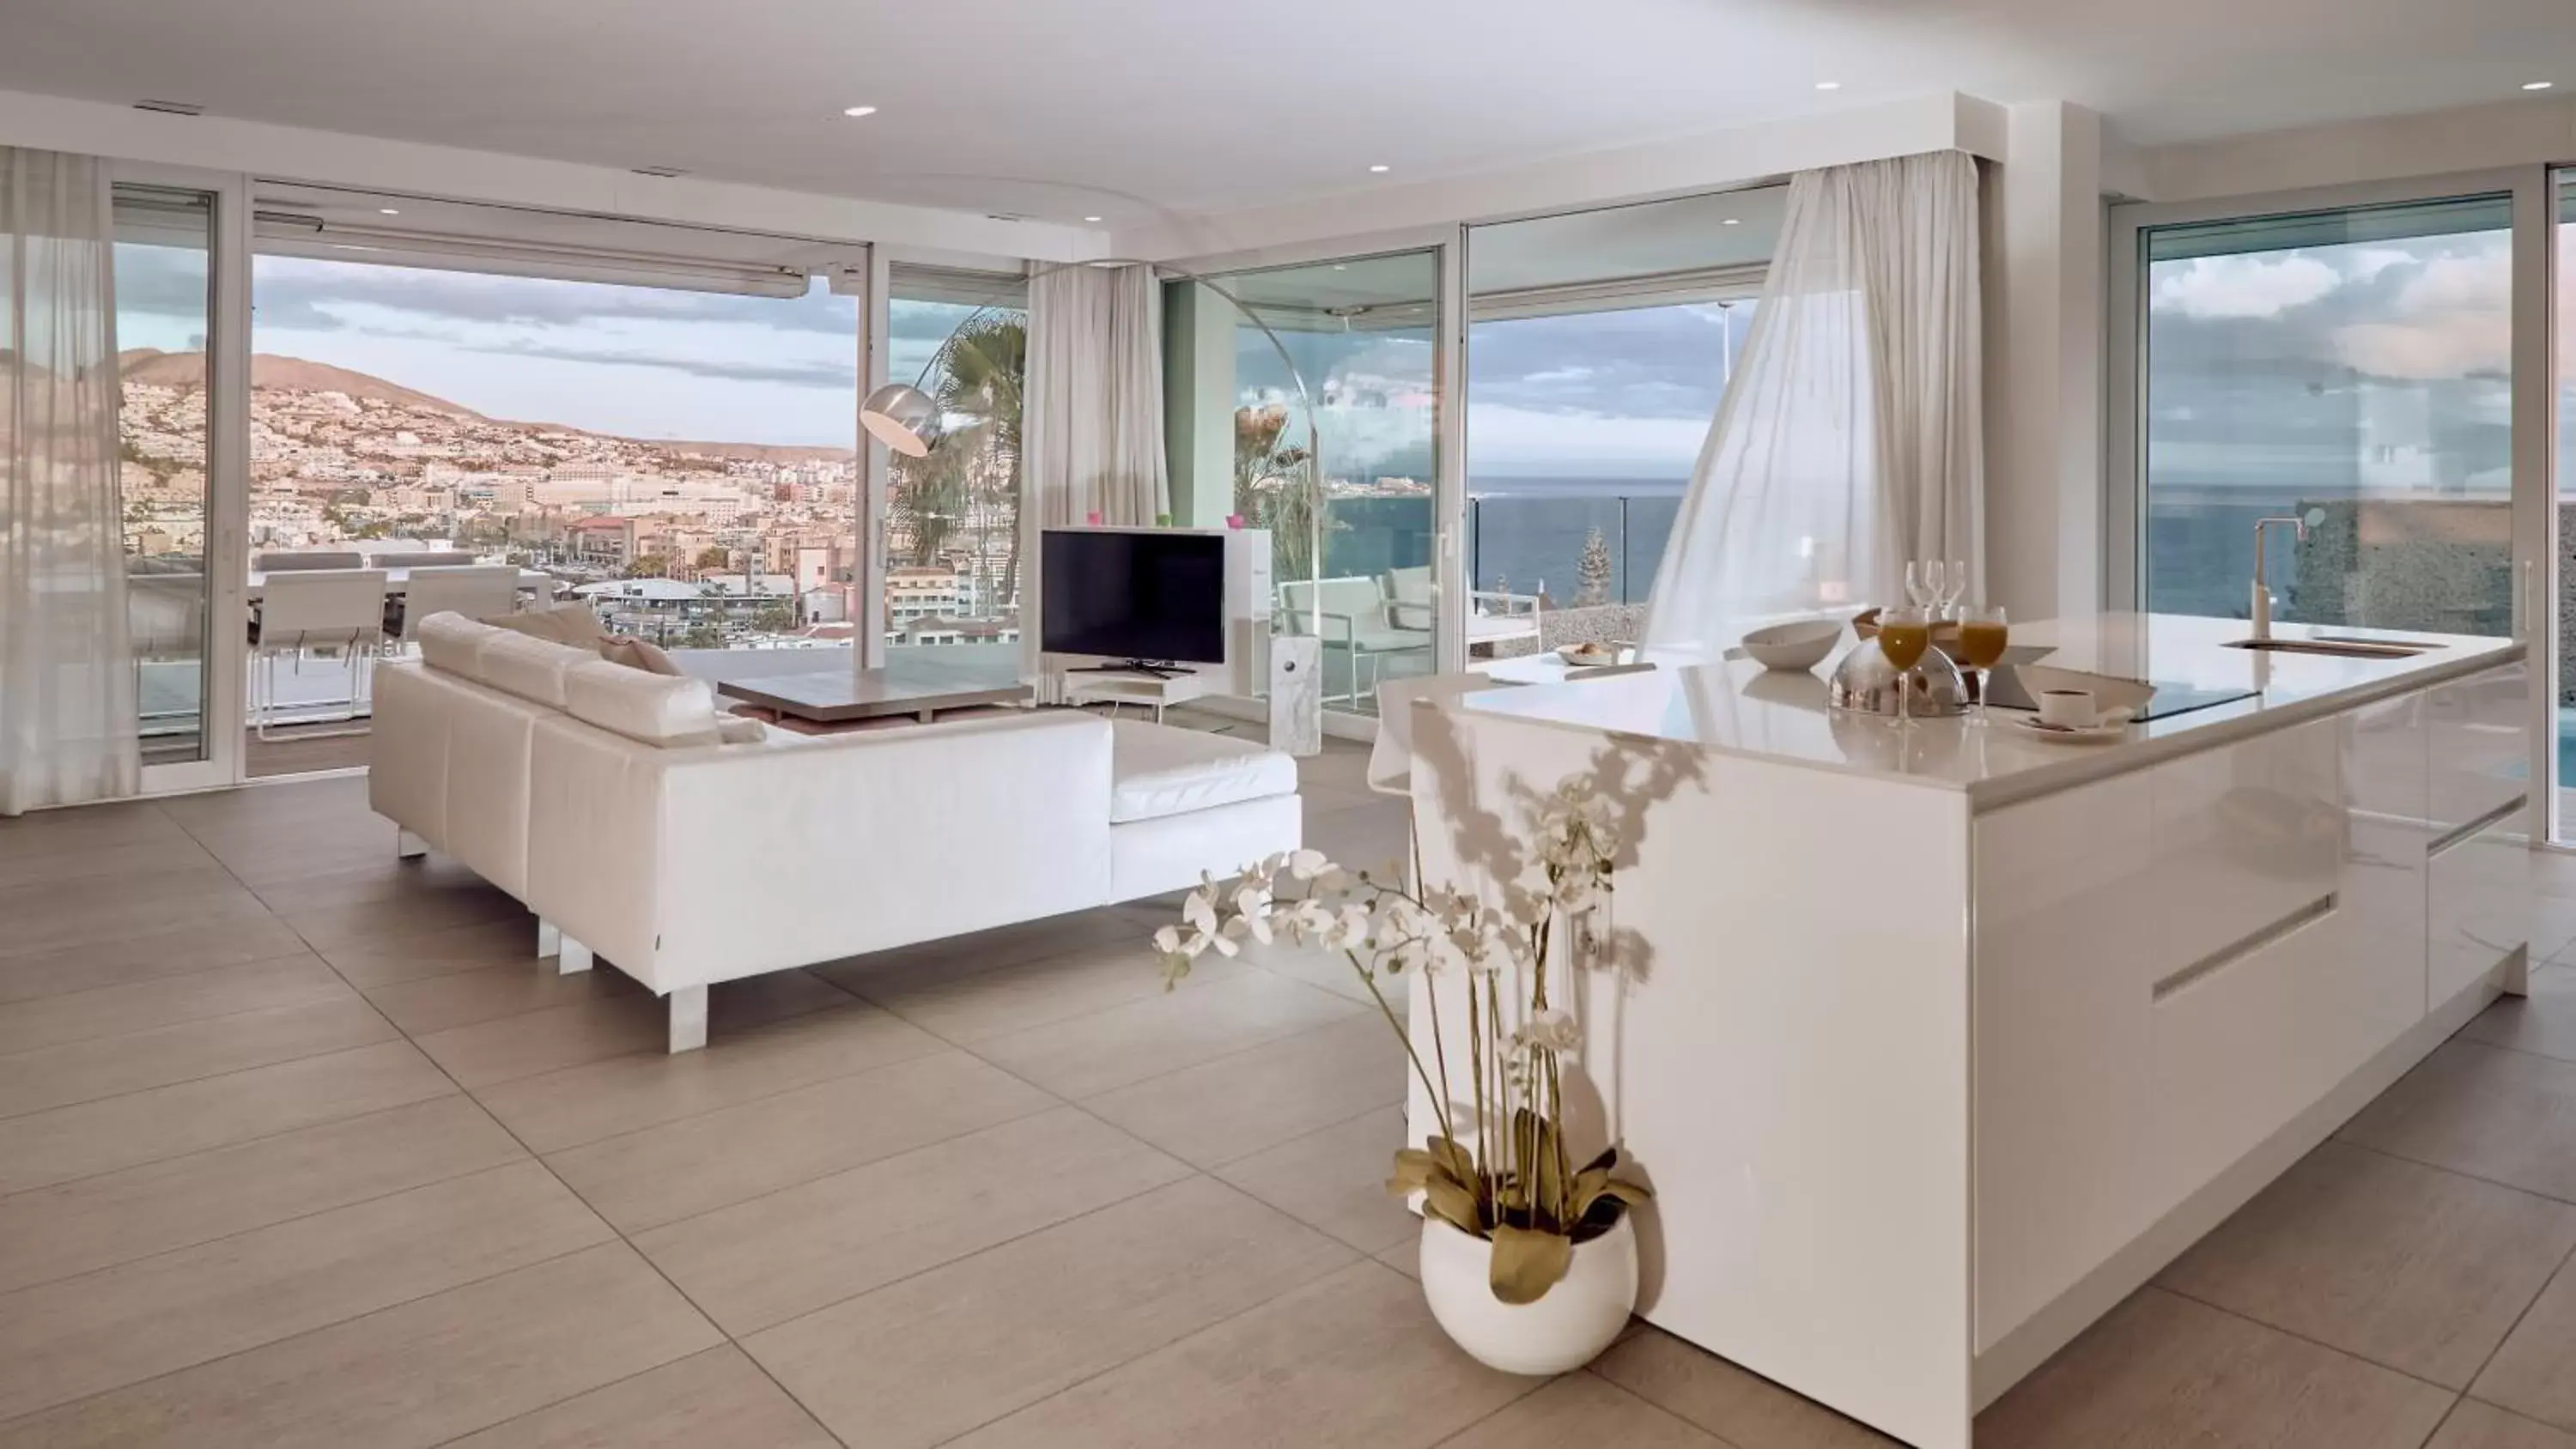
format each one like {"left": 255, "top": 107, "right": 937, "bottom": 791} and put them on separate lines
{"left": 1019, "top": 263, "right": 1170, "bottom": 682}
{"left": 1, "top": 147, "right": 137, "bottom": 815}
{"left": 1642, "top": 149, "right": 1984, "bottom": 657}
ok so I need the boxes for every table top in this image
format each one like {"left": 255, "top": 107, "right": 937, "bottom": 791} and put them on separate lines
{"left": 245, "top": 567, "right": 554, "bottom": 600}
{"left": 708, "top": 653, "right": 1033, "bottom": 722}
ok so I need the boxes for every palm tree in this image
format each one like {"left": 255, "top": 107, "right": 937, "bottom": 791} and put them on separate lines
{"left": 887, "top": 312, "right": 1028, "bottom": 612}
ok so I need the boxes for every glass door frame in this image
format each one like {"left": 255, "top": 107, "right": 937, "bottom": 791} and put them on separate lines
{"left": 2105, "top": 165, "right": 2561, "bottom": 841}
{"left": 115, "top": 161, "right": 252, "bottom": 797}
{"left": 1158, "top": 224, "right": 1467, "bottom": 731}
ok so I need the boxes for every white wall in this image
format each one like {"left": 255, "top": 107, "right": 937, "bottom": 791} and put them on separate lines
{"left": 1123, "top": 93, "right": 2004, "bottom": 260}
{"left": 0, "top": 87, "right": 1103, "bottom": 262}
{"left": 2135, "top": 96, "right": 2576, "bottom": 204}
{"left": 1984, "top": 102, "right": 2108, "bottom": 620}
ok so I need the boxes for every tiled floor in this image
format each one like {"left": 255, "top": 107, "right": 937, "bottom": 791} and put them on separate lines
{"left": 5, "top": 737, "right": 2576, "bottom": 1446}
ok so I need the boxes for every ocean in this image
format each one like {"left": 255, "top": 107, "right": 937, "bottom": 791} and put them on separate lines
{"left": 1320, "top": 477, "right": 1686, "bottom": 607}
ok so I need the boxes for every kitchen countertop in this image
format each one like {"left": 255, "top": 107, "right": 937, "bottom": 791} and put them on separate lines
{"left": 1455, "top": 613, "right": 2526, "bottom": 809}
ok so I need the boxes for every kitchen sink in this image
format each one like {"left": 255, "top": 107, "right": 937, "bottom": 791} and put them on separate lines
{"left": 2221, "top": 637, "right": 2433, "bottom": 658}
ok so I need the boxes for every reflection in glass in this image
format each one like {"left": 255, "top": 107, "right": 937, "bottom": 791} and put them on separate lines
{"left": 2141, "top": 195, "right": 2513, "bottom": 636}
{"left": 884, "top": 276, "right": 1026, "bottom": 665}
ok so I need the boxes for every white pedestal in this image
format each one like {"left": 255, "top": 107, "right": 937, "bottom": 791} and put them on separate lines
{"left": 1269, "top": 635, "right": 1322, "bottom": 757}
{"left": 1061, "top": 666, "right": 1218, "bottom": 723}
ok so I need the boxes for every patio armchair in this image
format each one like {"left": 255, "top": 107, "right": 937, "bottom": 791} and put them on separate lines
{"left": 1383, "top": 565, "right": 1545, "bottom": 656}
{"left": 1277, "top": 576, "right": 1433, "bottom": 706}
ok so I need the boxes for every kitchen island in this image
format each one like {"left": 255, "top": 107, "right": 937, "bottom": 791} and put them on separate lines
{"left": 1404, "top": 614, "right": 2533, "bottom": 1449}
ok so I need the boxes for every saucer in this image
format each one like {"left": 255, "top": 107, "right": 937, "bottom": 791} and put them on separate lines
{"left": 2009, "top": 715, "right": 2127, "bottom": 745}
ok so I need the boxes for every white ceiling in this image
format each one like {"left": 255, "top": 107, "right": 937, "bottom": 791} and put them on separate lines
{"left": 2, "top": 0, "right": 2570, "bottom": 227}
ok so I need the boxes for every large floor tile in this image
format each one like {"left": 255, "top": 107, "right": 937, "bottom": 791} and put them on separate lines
{"left": 1594, "top": 1325, "right": 1901, "bottom": 1447}
{"left": 412, "top": 968, "right": 850, "bottom": 1088}
{"left": 815, "top": 903, "right": 1166, "bottom": 1001}
{"left": 249, "top": 852, "right": 506, "bottom": 917}
{"left": 2466, "top": 967, "right": 2576, "bottom": 1064}
{"left": 0, "top": 871, "right": 277, "bottom": 958}
{"left": 0, "top": 916, "right": 313, "bottom": 1006}
{"left": 316, "top": 914, "right": 544, "bottom": 988}
{"left": 0, "top": 801, "right": 190, "bottom": 862}
{"left": 1215, "top": 1103, "right": 1420, "bottom": 1253}
{"left": 1083, "top": 1012, "right": 1404, "bottom": 1166}
{"left": 542, "top": 1047, "right": 1054, "bottom": 1233}
{"left": 0, "top": 1160, "right": 610, "bottom": 1422}
{"left": 638, "top": 1105, "right": 1190, "bottom": 1334}
{"left": 2475, "top": 1258, "right": 2576, "bottom": 1432}
{"left": 477, "top": 999, "right": 947, "bottom": 1153}
{"left": 0, "top": 953, "right": 349, "bottom": 1057}
{"left": 2433, "top": 1401, "right": 2576, "bottom": 1448}
{"left": 361, "top": 955, "right": 644, "bottom": 1036}
{"left": 968, "top": 968, "right": 1362, "bottom": 1100}
{"left": 2156, "top": 1141, "right": 2576, "bottom": 1387}
{"left": 0, "top": 1242, "right": 720, "bottom": 1449}
{"left": 0, "top": 996, "right": 398, "bottom": 1118}
{"left": 2342, "top": 1040, "right": 2576, "bottom": 1202}
{"left": 848, "top": 932, "right": 1255, "bottom": 1043}
{"left": 1437, "top": 1373, "right": 1727, "bottom": 1448}
{"left": 745, "top": 1174, "right": 1353, "bottom": 1449}
{"left": 1976, "top": 1288, "right": 2455, "bottom": 1448}
{"left": 0, "top": 1039, "right": 455, "bottom": 1195}
{"left": 943, "top": 1258, "right": 1529, "bottom": 1449}
{"left": 442, "top": 1343, "right": 836, "bottom": 1449}
{"left": 279, "top": 887, "right": 529, "bottom": 952}
{"left": 0, "top": 833, "right": 216, "bottom": 892}
{"left": 0, "top": 1095, "right": 524, "bottom": 1295}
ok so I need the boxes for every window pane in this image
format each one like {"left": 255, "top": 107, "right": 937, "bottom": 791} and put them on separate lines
{"left": 248, "top": 253, "right": 859, "bottom": 652}
{"left": 884, "top": 275, "right": 1024, "bottom": 663}
{"left": 2141, "top": 195, "right": 2513, "bottom": 634}
{"left": 113, "top": 187, "right": 215, "bottom": 766}
{"left": 2554, "top": 170, "right": 2574, "bottom": 839}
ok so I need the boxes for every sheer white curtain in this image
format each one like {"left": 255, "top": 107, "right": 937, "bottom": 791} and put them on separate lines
{"left": 1020, "top": 262, "right": 1169, "bottom": 682}
{"left": 1, "top": 147, "right": 137, "bottom": 815}
{"left": 1642, "top": 149, "right": 1983, "bottom": 658}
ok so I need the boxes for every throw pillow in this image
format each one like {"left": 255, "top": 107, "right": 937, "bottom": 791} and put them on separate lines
{"left": 598, "top": 635, "right": 684, "bottom": 676}
{"left": 483, "top": 604, "right": 605, "bottom": 646}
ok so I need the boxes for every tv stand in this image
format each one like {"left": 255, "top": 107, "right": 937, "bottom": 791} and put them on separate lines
{"left": 1066, "top": 659, "right": 1189, "bottom": 681}
{"left": 1060, "top": 663, "right": 1217, "bottom": 724}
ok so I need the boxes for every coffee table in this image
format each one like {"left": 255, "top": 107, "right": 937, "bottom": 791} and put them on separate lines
{"left": 705, "top": 654, "right": 1032, "bottom": 725}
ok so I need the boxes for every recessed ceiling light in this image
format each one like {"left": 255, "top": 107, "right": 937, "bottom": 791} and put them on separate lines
{"left": 379, "top": 208, "right": 400, "bottom": 215}
{"left": 1722, "top": 217, "right": 1741, "bottom": 226}
{"left": 841, "top": 105, "right": 878, "bottom": 118}
{"left": 1332, "top": 264, "right": 1348, "bottom": 270}
{"left": 1815, "top": 81, "right": 1842, "bottom": 91}
{"left": 1084, "top": 215, "right": 1103, "bottom": 222}
{"left": 2524, "top": 81, "right": 2555, "bottom": 91}
{"left": 1369, "top": 164, "right": 1390, "bottom": 173}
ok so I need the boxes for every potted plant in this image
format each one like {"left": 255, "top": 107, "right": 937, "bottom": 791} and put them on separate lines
{"left": 1156, "top": 773, "right": 1650, "bottom": 1375}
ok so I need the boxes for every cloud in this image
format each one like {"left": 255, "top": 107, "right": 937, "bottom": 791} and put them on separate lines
{"left": 2152, "top": 254, "right": 2342, "bottom": 319}
{"left": 456, "top": 338, "right": 856, "bottom": 389}
{"left": 252, "top": 255, "right": 855, "bottom": 335}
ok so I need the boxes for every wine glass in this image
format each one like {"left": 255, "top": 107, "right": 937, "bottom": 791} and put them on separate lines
{"left": 1943, "top": 561, "right": 1970, "bottom": 621}
{"left": 1903, "top": 561, "right": 1929, "bottom": 611}
{"left": 1957, "top": 604, "right": 2008, "bottom": 724}
{"left": 1878, "top": 607, "right": 1931, "bottom": 731}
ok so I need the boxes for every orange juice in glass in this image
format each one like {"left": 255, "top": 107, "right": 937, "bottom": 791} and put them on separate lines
{"left": 1957, "top": 605, "right": 2008, "bottom": 724}
{"left": 1878, "top": 608, "right": 1930, "bottom": 729}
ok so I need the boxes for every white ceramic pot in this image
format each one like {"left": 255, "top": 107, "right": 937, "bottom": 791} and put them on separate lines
{"left": 1417, "top": 1213, "right": 1638, "bottom": 1375}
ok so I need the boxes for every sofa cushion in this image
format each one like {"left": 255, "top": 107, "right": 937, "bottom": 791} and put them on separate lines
{"left": 561, "top": 658, "right": 725, "bottom": 748}
{"left": 1108, "top": 719, "right": 1299, "bottom": 824}
{"left": 416, "top": 612, "right": 495, "bottom": 676}
{"left": 485, "top": 604, "right": 606, "bottom": 646}
{"left": 475, "top": 630, "right": 598, "bottom": 709}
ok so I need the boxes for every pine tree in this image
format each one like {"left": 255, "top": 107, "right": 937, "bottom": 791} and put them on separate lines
{"left": 1575, "top": 527, "right": 1613, "bottom": 606}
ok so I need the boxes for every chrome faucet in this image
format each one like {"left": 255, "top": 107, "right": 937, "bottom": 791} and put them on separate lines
{"left": 2250, "top": 514, "right": 2310, "bottom": 641}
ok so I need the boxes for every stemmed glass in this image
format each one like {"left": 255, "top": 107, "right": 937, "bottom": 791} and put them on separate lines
{"left": 1903, "top": 562, "right": 1930, "bottom": 612}
{"left": 1877, "top": 607, "right": 1931, "bottom": 732}
{"left": 1919, "top": 561, "right": 1947, "bottom": 619}
{"left": 1941, "top": 561, "right": 1968, "bottom": 621}
{"left": 1957, "top": 604, "right": 2008, "bottom": 724}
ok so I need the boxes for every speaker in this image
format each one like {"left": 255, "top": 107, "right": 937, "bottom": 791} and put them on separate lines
{"left": 1268, "top": 634, "right": 1322, "bottom": 757}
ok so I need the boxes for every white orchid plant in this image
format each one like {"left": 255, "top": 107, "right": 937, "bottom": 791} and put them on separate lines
{"left": 1158, "top": 773, "right": 1649, "bottom": 1306}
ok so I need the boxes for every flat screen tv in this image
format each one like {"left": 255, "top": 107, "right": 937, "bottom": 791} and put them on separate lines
{"left": 1041, "top": 528, "right": 1227, "bottom": 670}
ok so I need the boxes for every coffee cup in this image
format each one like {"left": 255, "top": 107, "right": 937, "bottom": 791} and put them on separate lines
{"left": 2037, "top": 689, "right": 2099, "bottom": 729}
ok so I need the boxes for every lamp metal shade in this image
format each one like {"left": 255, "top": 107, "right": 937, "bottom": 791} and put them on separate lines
{"left": 860, "top": 382, "right": 941, "bottom": 458}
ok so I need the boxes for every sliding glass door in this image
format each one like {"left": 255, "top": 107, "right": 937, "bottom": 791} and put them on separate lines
{"left": 882, "top": 265, "right": 1026, "bottom": 664}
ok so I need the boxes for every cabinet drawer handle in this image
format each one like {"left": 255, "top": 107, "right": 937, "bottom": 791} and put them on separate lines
{"left": 2152, "top": 893, "right": 2338, "bottom": 1003}
{"left": 2428, "top": 795, "right": 2527, "bottom": 860}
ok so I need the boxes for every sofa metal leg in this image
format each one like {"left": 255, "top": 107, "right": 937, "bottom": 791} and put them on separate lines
{"left": 559, "top": 937, "right": 593, "bottom": 975}
{"left": 396, "top": 829, "right": 428, "bottom": 860}
{"left": 536, "top": 919, "right": 561, "bottom": 959}
{"left": 667, "top": 985, "right": 708, "bottom": 1053}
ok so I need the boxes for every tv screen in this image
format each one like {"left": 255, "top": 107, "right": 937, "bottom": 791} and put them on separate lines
{"left": 1041, "top": 529, "right": 1227, "bottom": 664}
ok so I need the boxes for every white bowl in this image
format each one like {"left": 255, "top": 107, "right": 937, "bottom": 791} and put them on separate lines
{"left": 1740, "top": 620, "right": 1842, "bottom": 673}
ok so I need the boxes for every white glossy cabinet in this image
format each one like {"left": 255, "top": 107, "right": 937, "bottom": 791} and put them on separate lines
{"left": 2423, "top": 662, "right": 2532, "bottom": 1006}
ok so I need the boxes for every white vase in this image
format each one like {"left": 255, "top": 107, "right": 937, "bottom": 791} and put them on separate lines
{"left": 1417, "top": 1213, "right": 1638, "bottom": 1375}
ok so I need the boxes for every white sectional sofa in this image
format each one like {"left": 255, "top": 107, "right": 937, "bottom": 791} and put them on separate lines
{"left": 370, "top": 614, "right": 1302, "bottom": 1050}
